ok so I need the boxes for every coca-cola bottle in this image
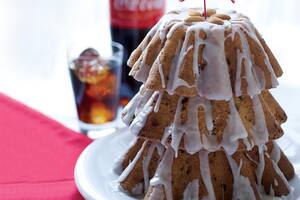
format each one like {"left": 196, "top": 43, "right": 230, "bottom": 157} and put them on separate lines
{"left": 110, "top": 0, "right": 166, "bottom": 105}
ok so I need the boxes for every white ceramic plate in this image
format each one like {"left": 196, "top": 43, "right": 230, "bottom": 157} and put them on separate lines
{"left": 75, "top": 127, "right": 300, "bottom": 200}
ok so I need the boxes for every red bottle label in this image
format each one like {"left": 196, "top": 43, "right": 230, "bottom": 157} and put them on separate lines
{"left": 110, "top": 0, "right": 165, "bottom": 29}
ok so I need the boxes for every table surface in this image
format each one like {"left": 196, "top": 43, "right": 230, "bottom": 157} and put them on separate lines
{"left": 0, "top": 0, "right": 299, "bottom": 131}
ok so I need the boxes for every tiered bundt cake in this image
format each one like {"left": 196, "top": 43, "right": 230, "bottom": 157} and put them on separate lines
{"left": 114, "top": 8, "right": 295, "bottom": 200}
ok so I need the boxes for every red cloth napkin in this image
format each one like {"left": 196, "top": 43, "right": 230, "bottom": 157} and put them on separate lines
{"left": 0, "top": 93, "right": 92, "bottom": 199}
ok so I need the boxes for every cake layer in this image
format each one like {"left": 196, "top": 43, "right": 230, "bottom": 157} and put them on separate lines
{"left": 122, "top": 87, "right": 287, "bottom": 154}
{"left": 127, "top": 8, "right": 282, "bottom": 100}
{"left": 116, "top": 138, "right": 294, "bottom": 200}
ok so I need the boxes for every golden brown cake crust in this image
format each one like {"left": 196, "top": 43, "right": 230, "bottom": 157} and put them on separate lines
{"left": 118, "top": 139, "right": 294, "bottom": 200}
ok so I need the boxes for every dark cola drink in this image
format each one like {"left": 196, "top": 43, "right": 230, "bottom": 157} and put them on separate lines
{"left": 110, "top": 0, "right": 166, "bottom": 105}
{"left": 69, "top": 48, "right": 120, "bottom": 125}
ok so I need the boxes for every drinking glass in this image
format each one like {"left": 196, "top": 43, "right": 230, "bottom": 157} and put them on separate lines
{"left": 68, "top": 42, "right": 123, "bottom": 133}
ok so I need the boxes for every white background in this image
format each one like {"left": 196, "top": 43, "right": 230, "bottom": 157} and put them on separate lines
{"left": 0, "top": 0, "right": 299, "bottom": 130}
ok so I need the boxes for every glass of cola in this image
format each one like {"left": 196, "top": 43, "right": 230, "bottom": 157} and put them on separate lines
{"left": 68, "top": 42, "right": 123, "bottom": 133}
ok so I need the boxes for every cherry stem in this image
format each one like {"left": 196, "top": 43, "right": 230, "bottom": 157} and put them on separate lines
{"left": 203, "top": 0, "right": 207, "bottom": 19}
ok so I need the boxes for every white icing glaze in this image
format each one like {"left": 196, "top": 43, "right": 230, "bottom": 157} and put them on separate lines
{"left": 183, "top": 97, "right": 202, "bottom": 155}
{"left": 183, "top": 179, "right": 199, "bottom": 200}
{"left": 197, "top": 23, "right": 232, "bottom": 100}
{"left": 130, "top": 8, "right": 279, "bottom": 100}
{"left": 271, "top": 159, "right": 291, "bottom": 193}
{"left": 134, "top": 89, "right": 154, "bottom": 116}
{"left": 158, "top": 58, "right": 166, "bottom": 88}
{"left": 142, "top": 143, "right": 164, "bottom": 193}
{"left": 121, "top": 90, "right": 142, "bottom": 126}
{"left": 129, "top": 91, "right": 159, "bottom": 135}
{"left": 199, "top": 151, "right": 216, "bottom": 200}
{"left": 270, "top": 141, "right": 281, "bottom": 164}
{"left": 171, "top": 97, "right": 185, "bottom": 157}
{"left": 154, "top": 90, "right": 164, "bottom": 113}
{"left": 113, "top": 137, "right": 138, "bottom": 175}
{"left": 143, "top": 143, "right": 156, "bottom": 193}
{"left": 252, "top": 95, "right": 269, "bottom": 146}
{"left": 225, "top": 153, "right": 257, "bottom": 200}
{"left": 220, "top": 99, "right": 249, "bottom": 155}
{"left": 150, "top": 146, "right": 175, "bottom": 200}
{"left": 119, "top": 140, "right": 148, "bottom": 182}
{"left": 256, "top": 145, "right": 266, "bottom": 193}
{"left": 203, "top": 100, "right": 213, "bottom": 132}
{"left": 161, "top": 125, "right": 172, "bottom": 146}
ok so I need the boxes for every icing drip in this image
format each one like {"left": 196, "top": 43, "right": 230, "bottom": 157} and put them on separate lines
{"left": 167, "top": 95, "right": 255, "bottom": 154}
{"left": 183, "top": 179, "right": 199, "bottom": 200}
{"left": 129, "top": 91, "right": 159, "bottom": 135}
{"left": 171, "top": 97, "right": 185, "bottom": 157}
{"left": 166, "top": 21, "right": 233, "bottom": 100}
{"left": 256, "top": 146, "right": 266, "bottom": 193}
{"left": 197, "top": 24, "right": 232, "bottom": 100}
{"left": 161, "top": 125, "right": 172, "bottom": 146}
{"left": 122, "top": 88, "right": 143, "bottom": 126}
{"left": 270, "top": 141, "right": 281, "bottom": 164}
{"left": 142, "top": 143, "right": 163, "bottom": 193}
{"left": 225, "top": 154, "right": 257, "bottom": 200}
{"left": 168, "top": 32, "right": 194, "bottom": 93}
{"left": 183, "top": 97, "right": 202, "bottom": 155}
{"left": 203, "top": 100, "right": 213, "bottom": 131}
{"left": 234, "top": 48, "right": 242, "bottom": 96}
{"left": 150, "top": 147, "right": 175, "bottom": 200}
{"left": 119, "top": 141, "right": 148, "bottom": 182}
{"left": 114, "top": 137, "right": 138, "bottom": 175}
{"left": 221, "top": 99, "right": 249, "bottom": 155}
{"left": 154, "top": 91, "right": 164, "bottom": 113}
{"left": 166, "top": 40, "right": 187, "bottom": 96}
{"left": 158, "top": 59, "right": 166, "bottom": 88}
{"left": 199, "top": 151, "right": 216, "bottom": 200}
{"left": 252, "top": 95, "right": 269, "bottom": 146}
{"left": 131, "top": 24, "right": 160, "bottom": 82}
{"left": 197, "top": 97, "right": 248, "bottom": 154}
{"left": 134, "top": 89, "right": 154, "bottom": 116}
{"left": 271, "top": 160, "right": 291, "bottom": 193}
